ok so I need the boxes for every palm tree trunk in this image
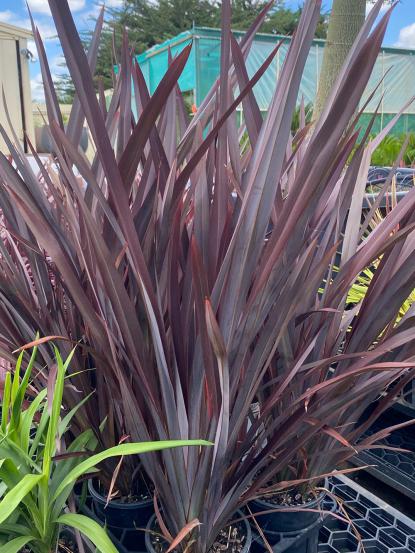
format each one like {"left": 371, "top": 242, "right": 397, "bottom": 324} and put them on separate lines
{"left": 314, "top": 0, "right": 366, "bottom": 118}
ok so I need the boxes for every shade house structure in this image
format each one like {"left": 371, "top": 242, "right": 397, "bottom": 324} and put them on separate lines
{"left": 136, "top": 27, "right": 415, "bottom": 135}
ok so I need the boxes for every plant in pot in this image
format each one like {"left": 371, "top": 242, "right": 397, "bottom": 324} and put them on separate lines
{"left": 0, "top": 343, "right": 208, "bottom": 553}
{"left": 0, "top": 0, "right": 309, "bottom": 545}
{"left": 2, "top": 0, "right": 415, "bottom": 552}
{"left": 87, "top": 463, "right": 154, "bottom": 535}
{"left": 242, "top": 54, "right": 415, "bottom": 553}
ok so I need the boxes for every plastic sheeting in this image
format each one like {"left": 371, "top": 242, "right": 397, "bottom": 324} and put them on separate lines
{"left": 136, "top": 27, "right": 415, "bottom": 131}
{"left": 138, "top": 30, "right": 194, "bottom": 93}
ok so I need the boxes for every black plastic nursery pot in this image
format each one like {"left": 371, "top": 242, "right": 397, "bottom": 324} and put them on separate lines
{"left": 145, "top": 511, "right": 252, "bottom": 553}
{"left": 88, "top": 478, "right": 154, "bottom": 542}
{"left": 249, "top": 488, "right": 327, "bottom": 553}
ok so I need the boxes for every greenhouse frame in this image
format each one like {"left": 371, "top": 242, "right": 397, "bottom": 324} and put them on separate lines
{"left": 136, "top": 26, "right": 415, "bottom": 135}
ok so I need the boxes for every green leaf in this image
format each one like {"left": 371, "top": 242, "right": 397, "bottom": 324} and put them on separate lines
{"left": 0, "top": 474, "right": 42, "bottom": 525}
{"left": 43, "top": 348, "right": 68, "bottom": 475}
{"left": 0, "top": 536, "right": 35, "bottom": 553}
{"left": 39, "top": 349, "right": 69, "bottom": 537}
{"left": 20, "top": 388, "right": 48, "bottom": 453}
{"left": 0, "top": 459, "right": 21, "bottom": 489}
{"left": 11, "top": 344, "right": 38, "bottom": 428}
{"left": 10, "top": 352, "right": 23, "bottom": 403}
{"left": 0, "top": 522, "right": 34, "bottom": 535}
{"left": 0, "top": 439, "right": 41, "bottom": 474}
{"left": 53, "top": 440, "right": 211, "bottom": 500}
{"left": 1, "top": 373, "right": 11, "bottom": 433}
{"left": 57, "top": 513, "right": 117, "bottom": 553}
{"left": 0, "top": 459, "right": 43, "bottom": 535}
{"left": 51, "top": 429, "right": 97, "bottom": 518}
{"left": 58, "top": 391, "right": 94, "bottom": 438}
{"left": 62, "top": 347, "right": 76, "bottom": 372}
{"left": 29, "top": 402, "right": 49, "bottom": 459}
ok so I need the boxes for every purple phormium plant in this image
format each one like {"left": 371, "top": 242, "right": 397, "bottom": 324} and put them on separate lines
{"left": 0, "top": 0, "right": 415, "bottom": 550}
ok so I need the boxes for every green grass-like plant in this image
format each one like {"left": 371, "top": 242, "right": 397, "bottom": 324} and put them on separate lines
{"left": 0, "top": 344, "right": 208, "bottom": 553}
{"left": 371, "top": 133, "right": 415, "bottom": 167}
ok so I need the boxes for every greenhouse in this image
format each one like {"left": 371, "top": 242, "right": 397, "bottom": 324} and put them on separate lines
{"left": 137, "top": 26, "right": 415, "bottom": 134}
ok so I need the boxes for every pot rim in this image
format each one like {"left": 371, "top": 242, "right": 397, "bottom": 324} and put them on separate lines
{"left": 145, "top": 510, "right": 252, "bottom": 553}
{"left": 88, "top": 477, "right": 153, "bottom": 508}
{"left": 250, "top": 478, "right": 328, "bottom": 509}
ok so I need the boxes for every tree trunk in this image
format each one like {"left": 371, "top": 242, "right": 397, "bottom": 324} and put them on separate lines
{"left": 314, "top": 0, "right": 366, "bottom": 118}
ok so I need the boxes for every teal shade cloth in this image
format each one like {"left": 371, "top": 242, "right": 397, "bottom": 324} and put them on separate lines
{"left": 135, "top": 27, "right": 415, "bottom": 134}
{"left": 136, "top": 31, "right": 194, "bottom": 94}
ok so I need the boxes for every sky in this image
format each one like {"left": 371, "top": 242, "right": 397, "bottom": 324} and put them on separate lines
{"left": 0, "top": 0, "right": 414, "bottom": 102}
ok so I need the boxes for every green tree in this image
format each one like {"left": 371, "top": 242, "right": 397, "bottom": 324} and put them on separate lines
{"left": 262, "top": 6, "right": 327, "bottom": 38}
{"left": 63, "top": 0, "right": 221, "bottom": 96}
{"left": 120, "top": 0, "right": 220, "bottom": 48}
{"left": 55, "top": 73, "right": 76, "bottom": 105}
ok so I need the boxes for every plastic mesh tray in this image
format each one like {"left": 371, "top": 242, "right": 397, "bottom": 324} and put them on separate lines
{"left": 352, "top": 410, "right": 415, "bottom": 501}
{"left": 317, "top": 476, "right": 415, "bottom": 553}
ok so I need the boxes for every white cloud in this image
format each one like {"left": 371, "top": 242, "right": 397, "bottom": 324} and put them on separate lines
{"left": 83, "top": 0, "right": 124, "bottom": 20}
{"left": 27, "top": 39, "right": 36, "bottom": 52}
{"left": 49, "top": 53, "right": 66, "bottom": 73}
{"left": 0, "top": 10, "right": 32, "bottom": 34}
{"left": 395, "top": 22, "right": 415, "bottom": 49}
{"left": 26, "top": 0, "right": 86, "bottom": 15}
{"left": 30, "top": 62, "right": 66, "bottom": 102}
{"left": 0, "top": 10, "right": 15, "bottom": 23}
{"left": 30, "top": 72, "right": 45, "bottom": 101}
{"left": 365, "top": 2, "right": 388, "bottom": 17}
{"left": 35, "top": 21, "right": 58, "bottom": 40}
{"left": 0, "top": 9, "right": 57, "bottom": 41}
{"left": 103, "top": 0, "right": 124, "bottom": 6}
